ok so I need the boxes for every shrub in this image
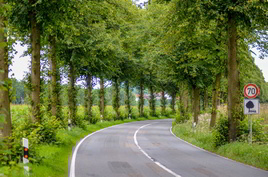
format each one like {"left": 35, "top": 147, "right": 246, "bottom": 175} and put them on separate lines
{"left": 175, "top": 112, "right": 191, "bottom": 124}
{"left": 212, "top": 113, "right": 267, "bottom": 147}
{"left": 212, "top": 115, "right": 229, "bottom": 147}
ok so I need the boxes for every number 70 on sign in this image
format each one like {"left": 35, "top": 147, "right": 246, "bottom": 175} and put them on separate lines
{"left": 244, "top": 83, "right": 260, "bottom": 99}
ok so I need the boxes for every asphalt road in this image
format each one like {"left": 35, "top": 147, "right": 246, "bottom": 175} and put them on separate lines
{"left": 69, "top": 119, "right": 268, "bottom": 177}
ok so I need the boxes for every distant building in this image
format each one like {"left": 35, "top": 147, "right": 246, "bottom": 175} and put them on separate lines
{"left": 135, "top": 93, "right": 171, "bottom": 102}
{"left": 132, "top": 0, "right": 148, "bottom": 9}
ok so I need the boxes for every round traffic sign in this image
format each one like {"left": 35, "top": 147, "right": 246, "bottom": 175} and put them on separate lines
{"left": 244, "top": 83, "right": 260, "bottom": 98}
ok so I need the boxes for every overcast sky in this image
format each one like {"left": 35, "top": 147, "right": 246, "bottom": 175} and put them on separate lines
{"left": 9, "top": 42, "right": 268, "bottom": 83}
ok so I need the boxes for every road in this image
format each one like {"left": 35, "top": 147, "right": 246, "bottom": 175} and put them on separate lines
{"left": 69, "top": 119, "right": 268, "bottom": 177}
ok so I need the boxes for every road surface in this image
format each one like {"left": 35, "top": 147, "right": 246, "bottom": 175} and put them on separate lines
{"left": 69, "top": 119, "right": 268, "bottom": 177}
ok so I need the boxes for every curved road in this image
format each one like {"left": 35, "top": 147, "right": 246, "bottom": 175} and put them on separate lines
{"left": 69, "top": 119, "right": 268, "bottom": 177}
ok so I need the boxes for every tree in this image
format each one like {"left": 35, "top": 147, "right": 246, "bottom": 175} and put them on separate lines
{"left": 28, "top": 0, "right": 41, "bottom": 123}
{"left": 112, "top": 77, "right": 121, "bottom": 120}
{"left": 48, "top": 35, "right": 61, "bottom": 118}
{"left": 99, "top": 76, "right": 105, "bottom": 119}
{"left": 0, "top": 0, "right": 11, "bottom": 138}
{"left": 201, "top": 0, "right": 268, "bottom": 141}
{"left": 68, "top": 55, "right": 77, "bottom": 125}
{"left": 124, "top": 80, "right": 132, "bottom": 118}
{"left": 210, "top": 73, "right": 221, "bottom": 128}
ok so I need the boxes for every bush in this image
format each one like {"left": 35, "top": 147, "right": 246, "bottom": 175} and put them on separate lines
{"left": 212, "top": 115, "right": 229, "bottom": 147}
{"left": 212, "top": 114, "right": 267, "bottom": 147}
{"left": 39, "top": 116, "right": 62, "bottom": 143}
{"left": 175, "top": 112, "right": 191, "bottom": 124}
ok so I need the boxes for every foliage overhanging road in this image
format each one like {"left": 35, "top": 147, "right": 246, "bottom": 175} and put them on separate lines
{"left": 70, "top": 119, "right": 268, "bottom": 177}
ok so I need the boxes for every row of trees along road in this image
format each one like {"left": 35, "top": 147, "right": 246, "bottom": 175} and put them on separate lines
{"left": 0, "top": 0, "right": 267, "bottom": 149}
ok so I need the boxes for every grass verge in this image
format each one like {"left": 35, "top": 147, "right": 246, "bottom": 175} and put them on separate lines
{"left": 2, "top": 116, "right": 169, "bottom": 177}
{"left": 172, "top": 121, "right": 268, "bottom": 170}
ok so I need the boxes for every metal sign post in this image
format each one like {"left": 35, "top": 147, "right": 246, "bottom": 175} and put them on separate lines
{"left": 243, "top": 83, "right": 260, "bottom": 144}
{"left": 249, "top": 115, "right": 252, "bottom": 144}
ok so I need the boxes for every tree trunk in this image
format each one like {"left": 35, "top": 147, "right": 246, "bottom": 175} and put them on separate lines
{"left": 193, "top": 86, "right": 200, "bottom": 124}
{"left": 204, "top": 89, "right": 208, "bottom": 111}
{"left": 0, "top": 11, "right": 11, "bottom": 138}
{"left": 125, "top": 81, "right": 131, "bottom": 118}
{"left": 149, "top": 85, "right": 156, "bottom": 116}
{"left": 112, "top": 78, "right": 120, "bottom": 120}
{"left": 170, "top": 90, "right": 176, "bottom": 114}
{"left": 161, "top": 90, "right": 166, "bottom": 116}
{"left": 30, "top": 1, "right": 41, "bottom": 123}
{"left": 68, "top": 62, "right": 76, "bottom": 125}
{"left": 180, "top": 88, "right": 188, "bottom": 117}
{"left": 99, "top": 77, "right": 105, "bottom": 119}
{"left": 84, "top": 88, "right": 88, "bottom": 118}
{"left": 85, "top": 74, "right": 93, "bottom": 122}
{"left": 210, "top": 73, "right": 221, "bottom": 128}
{"left": 227, "top": 15, "right": 241, "bottom": 142}
{"left": 191, "top": 87, "right": 194, "bottom": 113}
{"left": 48, "top": 35, "right": 60, "bottom": 118}
{"left": 217, "top": 91, "right": 221, "bottom": 106}
{"left": 139, "top": 77, "right": 144, "bottom": 117}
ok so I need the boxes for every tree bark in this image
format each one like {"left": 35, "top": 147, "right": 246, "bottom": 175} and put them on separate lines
{"left": 68, "top": 62, "right": 76, "bottom": 125}
{"left": 217, "top": 91, "right": 221, "bottom": 106}
{"left": 149, "top": 85, "right": 156, "bottom": 116}
{"left": 0, "top": 10, "right": 11, "bottom": 138}
{"left": 48, "top": 35, "right": 59, "bottom": 118}
{"left": 125, "top": 80, "right": 131, "bottom": 118}
{"left": 30, "top": 1, "right": 41, "bottom": 123}
{"left": 180, "top": 87, "right": 188, "bottom": 117}
{"left": 99, "top": 77, "right": 105, "bottom": 119}
{"left": 85, "top": 74, "right": 93, "bottom": 122}
{"left": 191, "top": 87, "right": 194, "bottom": 113}
{"left": 193, "top": 86, "right": 200, "bottom": 124}
{"left": 204, "top": 89, "right": 208, "bottom": 111}
{"left": 210, "top": 73, "right": 221, "bottom": 128}
{"left": 139, "top": 77, "right": 144, "bottom": 117}
{"left": 161, "top": 90, "right": 166, "bottom": 115}
{"left": 170, "top": 90, "right": 176, "bottom": 114}
{"left": 227, "top": 15, "right": 241, "bottom": 142}
{"left": 112, "top": 78, "right": 120, "bottom": 120}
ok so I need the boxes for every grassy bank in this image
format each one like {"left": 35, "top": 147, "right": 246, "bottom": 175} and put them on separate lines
{"left": 1, "top": 105, "right": 173, "bottom": 177}
{"left": 172, "top": 112, "right": 268, "bottom": 170}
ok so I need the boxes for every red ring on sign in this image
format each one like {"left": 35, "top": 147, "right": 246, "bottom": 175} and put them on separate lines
{"left": 244, "top": 83, "right": 259, "bottom": 99}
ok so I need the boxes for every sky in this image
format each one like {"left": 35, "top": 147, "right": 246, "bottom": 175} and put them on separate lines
{"left": 9, "top": 42, "right": 268, "bottom": 83}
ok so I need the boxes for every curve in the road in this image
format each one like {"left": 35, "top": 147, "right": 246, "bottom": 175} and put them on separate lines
{"left": 134, "top": 123, "right": 181, "bottom": 177}
{"left": 69, "top": 124, "right": 121, "bottom": 177}
{"left": 69, "top": 119, "right": 268, "bottom": 177}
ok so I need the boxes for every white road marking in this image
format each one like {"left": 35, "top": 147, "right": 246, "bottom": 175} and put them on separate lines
{"left": 69, "top": 124, "right": 122, "bottom": 177}
{"left": 134, "top": 123, "right": 182, "bottom": 177}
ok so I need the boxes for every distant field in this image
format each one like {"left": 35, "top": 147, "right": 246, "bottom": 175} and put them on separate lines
{"left": 10, "top": 104, "right": 174, "bottom": 122}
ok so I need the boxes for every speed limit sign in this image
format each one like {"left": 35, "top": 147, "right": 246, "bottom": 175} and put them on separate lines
{"left": 244, "top": 83, "right": 260, "bottom": 99}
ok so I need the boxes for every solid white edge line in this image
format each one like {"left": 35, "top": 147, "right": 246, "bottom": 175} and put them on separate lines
{"left": 69, "top": 124, "right": 122, "bottom": 177}
{"left": 169, "top": 127, "right": 268, "bottom": 172}
{"left": 134, "top": 123, "right": 182, "bottom": 177}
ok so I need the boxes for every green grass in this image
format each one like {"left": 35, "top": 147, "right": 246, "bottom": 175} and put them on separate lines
{"left": 30, "top": 118, "right": 169, "bottom": 177}
{"left": 172, "top": 120, "right": 268, "bottom": 170}
{"left": 1, "top": 105, "right": 173, "bottom": 177}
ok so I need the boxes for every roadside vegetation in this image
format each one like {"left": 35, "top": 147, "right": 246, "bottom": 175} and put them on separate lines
{"left": 172, "top": 104, "right": 268, "bottom": 170}
{"left": 1, "top": 104, "right": 174, "bottom": 177}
